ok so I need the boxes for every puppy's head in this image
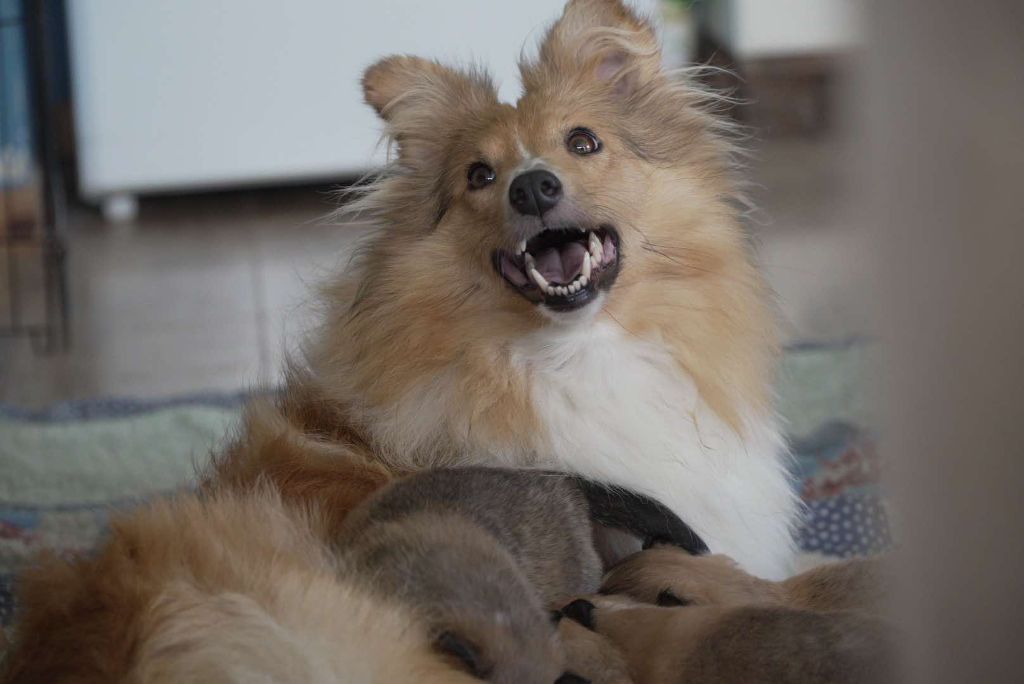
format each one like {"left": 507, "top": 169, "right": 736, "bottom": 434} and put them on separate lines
{"left": 600, "top": 547, "right": 784, "bottom": 607}
{"left": 355, "top": 0, "right": 741, "bottom": 324}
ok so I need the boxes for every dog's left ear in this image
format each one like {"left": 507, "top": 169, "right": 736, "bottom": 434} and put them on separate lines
{"left": 525, "top": 0, "right": 662, "bottom": 98}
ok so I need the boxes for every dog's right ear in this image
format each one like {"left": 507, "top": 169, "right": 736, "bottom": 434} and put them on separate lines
{"left": 363, "top": 56, "right": 446, "bottom": 119}
{"left": 361, "top": 55, "right": 497, "bottom": 128}
{"left": 360, "top": 56, "right": 498, "bottom": 225}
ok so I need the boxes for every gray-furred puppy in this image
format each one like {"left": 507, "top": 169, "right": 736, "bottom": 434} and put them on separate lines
{"left": 338, "top": 467, "right": 704, "bottom": 684}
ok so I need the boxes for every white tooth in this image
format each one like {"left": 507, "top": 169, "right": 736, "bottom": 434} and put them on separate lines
{"left": 569, "top": 283, "right": 579, "bottom": 293}
{"left": 547, "top": 285, "right": 558, "bottom": 296}
{"left": 525, "top": 253, "right": 535, "bottom": 269}
{"left": 529, "top": 267, "right": 548, "bottom": 290}
{"left": 579, "top": 275, "right": 589, "bottom": 287}
{"left": 589, "top": 232, "right": 603, "bottom": 264}
{"left": 517, "top": 239, "right": 527, "bottom": 254}
{"left": 582, "top": 252, "right": 592, "bottom": 280}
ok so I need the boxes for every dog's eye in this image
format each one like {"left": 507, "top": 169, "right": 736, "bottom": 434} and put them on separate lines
{"left": 467, "top": 162, "right": 496, "bottom": 190}
{"left": 567, "top": 128, "right": 601, "bottom": 155}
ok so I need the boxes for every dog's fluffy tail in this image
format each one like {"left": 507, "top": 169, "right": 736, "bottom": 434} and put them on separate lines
{"left": 207, "top": 374, "right": 393, "bottom": 537}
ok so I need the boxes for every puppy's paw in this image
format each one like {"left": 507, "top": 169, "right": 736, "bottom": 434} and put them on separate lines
{"left": 560, "top": 598, "right": 596, "bottom": 630}
{"left": 558, "top": 614, "right": 634, "bottom": 684}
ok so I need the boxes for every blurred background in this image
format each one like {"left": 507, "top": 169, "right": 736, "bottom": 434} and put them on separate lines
{"left": 3, "top": 2, "right": 1023, "bottom": 680}
{"left": 0, "top": 0, "right": 864, "bottom": 406}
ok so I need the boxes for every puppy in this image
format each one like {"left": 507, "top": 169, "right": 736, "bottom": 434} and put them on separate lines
{"left": 559, "top": 595, "right": 896, "bottom": 684}
{"left": 555, "top": 548, "right": 894, "bottom": 684}
{"left": 338, "top": 467, "right": 706, "bottom": 683}
{"left": 211, "top": 0, "right": 798, "bottom": 580}
{"left": 601, "top": 547, "right": 888, "bottom": 615}
{"left": 1, "top": 489, "right": 487, "bottom": 683}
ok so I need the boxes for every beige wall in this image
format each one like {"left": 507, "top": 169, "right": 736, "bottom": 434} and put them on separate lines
{"left": 860, "top": 1, "right": 1024, "bottom": 681}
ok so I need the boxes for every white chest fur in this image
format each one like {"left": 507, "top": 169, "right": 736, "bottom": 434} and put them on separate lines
{"left": 510, "top": 321, "right": 798, "bottom": 580}
{"left": 360, "top": 320, "right": 799, "bottom": 580}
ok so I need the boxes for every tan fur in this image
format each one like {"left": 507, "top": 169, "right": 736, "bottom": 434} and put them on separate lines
{"left": 207, "top": 382, "right": 393, "bottom": 538}
{"left": 193, "top": 0, "right": 781, "bottom": 541}
{"left": 602, "top": 547, "right": 889, "bottom": 615}
{"left": 1, "top": 489, "right": 480, "bottom": 683}
{"left": 559, "top": 618, "right": 634, "bottom": 684}
{"left": 7, "top": 1, "right": 785, "bottom": 676}
{"left": 571, "top": 595, "right": 896, "bottom": 684}
{"left": 173, "top": 0, "right": 783, "bottom": 545}
{"left": 781, "top": 556, "right": 889, "bottom": 615}
{"left": 218, "top": 0, "right": 778, "bottom": 485}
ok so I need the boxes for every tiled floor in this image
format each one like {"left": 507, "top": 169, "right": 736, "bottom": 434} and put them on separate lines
{"left": 0, "top": 137, "right": 868, "bottom": 407}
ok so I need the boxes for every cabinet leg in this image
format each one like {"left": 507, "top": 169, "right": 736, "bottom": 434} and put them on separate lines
{"left": 101, "top": 193, "right": 139, "bottom": 223}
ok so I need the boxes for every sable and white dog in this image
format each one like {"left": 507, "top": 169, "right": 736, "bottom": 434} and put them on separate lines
{"left": 4, "top": 1, "right": 801, "bottom": 679}
{"left": 213, "top": 0, "right": 798, "bottom": 580}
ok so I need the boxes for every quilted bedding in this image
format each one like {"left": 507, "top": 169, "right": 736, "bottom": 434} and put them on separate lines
{"left": 0, "top": 340, "right": 886, "bottom": 628}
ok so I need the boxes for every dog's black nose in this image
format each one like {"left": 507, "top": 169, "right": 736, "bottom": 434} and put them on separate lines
{"left": 509, "top": 169, "right": 562, "bottom": 216}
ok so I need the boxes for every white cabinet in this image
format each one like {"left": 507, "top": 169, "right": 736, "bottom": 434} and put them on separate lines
{"left": 66, "top": 1, "right": 658, "bottom": 219}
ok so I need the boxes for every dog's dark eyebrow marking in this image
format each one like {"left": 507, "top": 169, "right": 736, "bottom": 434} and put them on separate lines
{"left": 428, "top": 169, "right": 453, "bottom": 228}
{"left": 433, "top": 194, "right": 452, "bottom": 227}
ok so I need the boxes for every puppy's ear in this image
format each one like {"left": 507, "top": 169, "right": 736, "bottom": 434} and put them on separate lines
{"left": 526, "top": 0, "right": 661, "bottom": 98}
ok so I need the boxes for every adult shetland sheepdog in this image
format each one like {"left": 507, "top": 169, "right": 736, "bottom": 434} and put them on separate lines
{"left": 4, "top": 1, "right": 798, "bottom": 677}
{"left": 214, "top": 0, "right": 798, "bottom": 580}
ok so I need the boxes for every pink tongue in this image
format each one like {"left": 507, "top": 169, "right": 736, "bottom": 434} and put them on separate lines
{"left": 535, "top": 242, "right": 586, "bottom": 284}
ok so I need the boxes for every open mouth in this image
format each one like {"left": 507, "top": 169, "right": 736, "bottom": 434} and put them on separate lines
{"left": 493, "top": 225, "right": 621, "bottom": 312}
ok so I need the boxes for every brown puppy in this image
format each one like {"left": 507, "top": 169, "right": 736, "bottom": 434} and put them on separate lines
{"left": 559, "top": 595, "right": 896, "bottom": 684}
{"left": 555, "top": 548, "right": 895, "bottom": 683}
{"left": 601, "top": 547, "right": 888, "bottom": 615}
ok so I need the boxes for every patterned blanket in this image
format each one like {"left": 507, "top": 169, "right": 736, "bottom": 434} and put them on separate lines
{"left": 0, "top": 341, "right": 886, "bottom": 627}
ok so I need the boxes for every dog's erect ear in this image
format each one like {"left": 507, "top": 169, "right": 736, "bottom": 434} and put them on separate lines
{"left": 527, "top": 0, "right": 662, "bottom": 97}
{"left": 360, "top": 56, "right": 499, "bottom": 226}
{"left": 361, "top": 56, "right": 498, "bottom": 161}
{"left": 362, "top": 56, "right": 466, "bottom": 119}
